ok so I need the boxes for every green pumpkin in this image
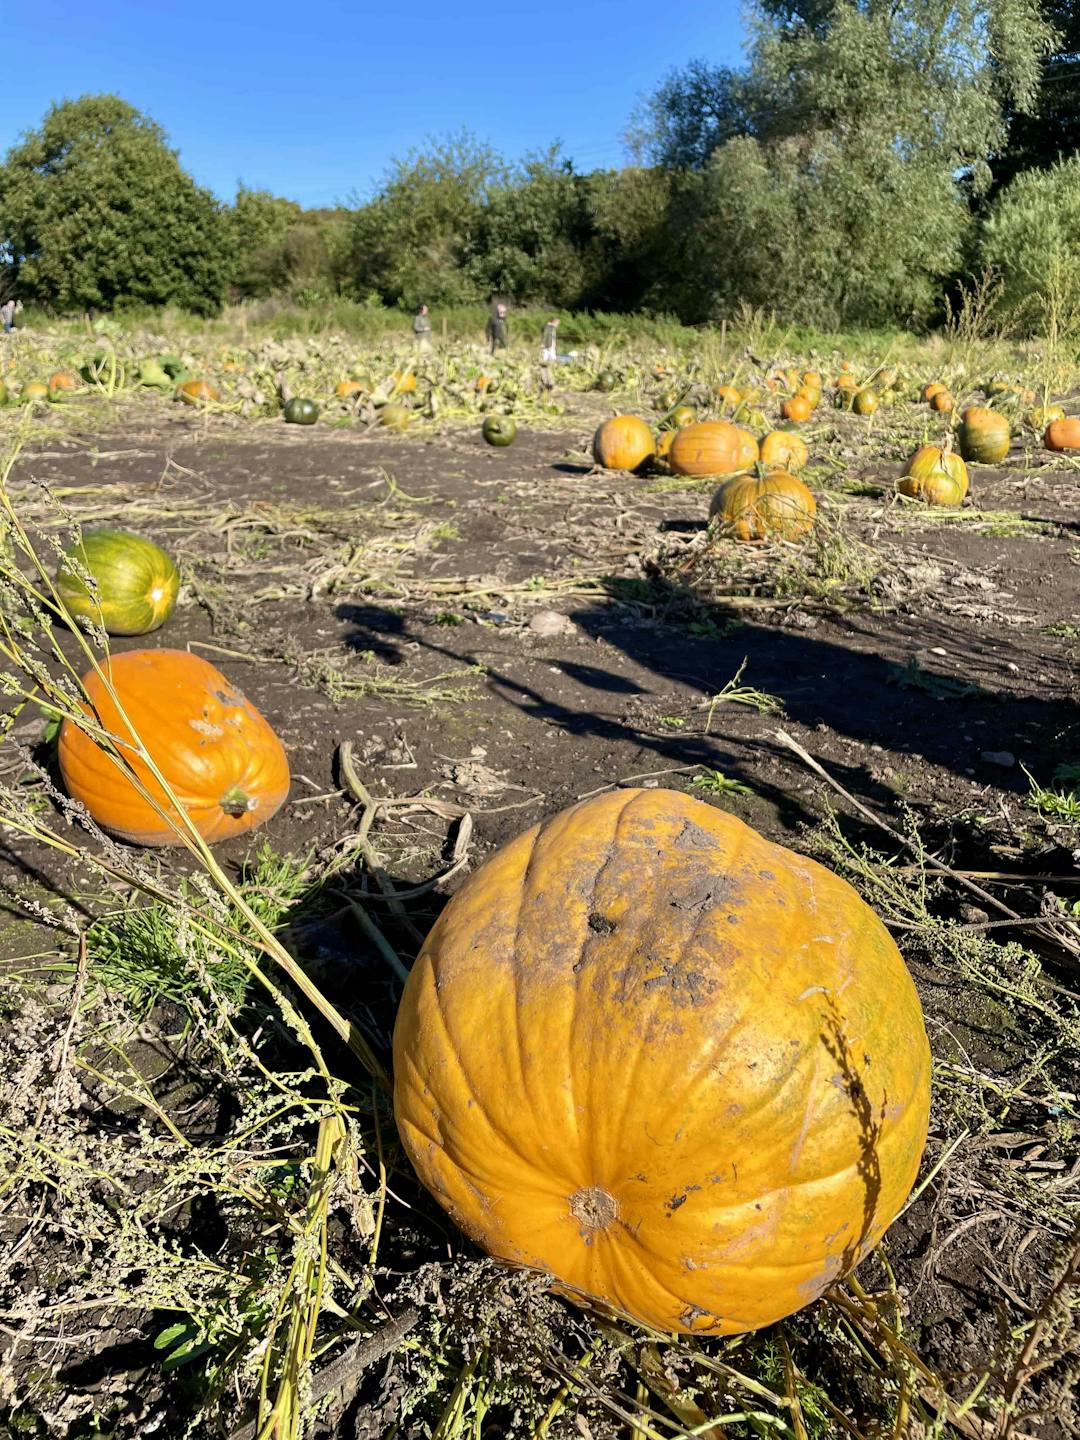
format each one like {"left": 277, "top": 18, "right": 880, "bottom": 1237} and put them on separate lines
{"left": 594, "top": 371, "right": 618, "bottom": 393}
{"left": 482, "top": 416, "right": 517, "bottom": 447}
{"left": 158, "top": 354, "right": 187, "bottom": 380}
{"left": 57, "top": 530, "right": 180, "bottom": 636}
{"left": 283, "top": 397, "right": 319, "bottom": 425}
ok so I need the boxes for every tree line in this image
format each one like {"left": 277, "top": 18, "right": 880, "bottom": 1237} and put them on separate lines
{"left": 1, "top": 0, "right": 1078, "bottom": 333}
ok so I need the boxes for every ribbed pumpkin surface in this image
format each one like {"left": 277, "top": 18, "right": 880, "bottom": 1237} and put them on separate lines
{"left": 59, "top": 649, "right": 289, "bottom": 846}
{"left": 394, "top": 789, "right": 931, "bottom": 1336}
{"left": 958, "top": 407, "right": 1010, "bottom": 464}
{"left": 709, "top": 470, "right": 816, "bottom": 541}
{"left": 668, "top": 421, "right": 759, "bottom": 477}
{"left": 57, "top": 529, "right": 179, "bottom": 636}
{"left": 592, "top": 415, "right": 655, "bottom": 471}
{"left": 898, "top": 446, "right": 969, "bottom": 506}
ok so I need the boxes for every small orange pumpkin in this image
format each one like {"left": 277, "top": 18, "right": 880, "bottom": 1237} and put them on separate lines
{"left": 898, "top": 445, "right": 969, "bottom": 506}
{"left": 835, "top": 373, "right": 859, "bottom": 392}
{"left": 709, "top": 470, "right": 817, "bottom": 542}
{"left": 759, "top": 430, "right": 809, "bottom": 472}
{"left": 668, "top": 421, "right": 759, "bottom": 478}
{"left": 929, "top": 390, "right": 954, "bottom": 413}
{"left": 393, "top": 788, "right": 930, "bottom": 1336}
{"left": 392, "top": 371, "right": 418, "bottom": 394}
{"left": 715, "top": 384, "right": 742, "bottom": 411}
{"left": 48, "top": 370, "right": 78, "bottom": 394}
{"left": 802, "top": 370, "right": 823, "bottom": 388}
{"left": 781, "top": 394, "right": 814, "bottom": 423}
{"left": 921, "top": 382, "right": 946, "bottom": 403}
{"left": 58, "top": 650, "right": 290, "bottom": 847}
{"left": 177, "top": 378, "right": 220, "bottom": 407}
{"left": 592, "top": 415, "right": 655, "bottom": 471}
{"left": 1044, "top": 417, "right": 1080, "bottom": 452}
{"left": 336, "top": 379, "right": 367, "bottom": 400}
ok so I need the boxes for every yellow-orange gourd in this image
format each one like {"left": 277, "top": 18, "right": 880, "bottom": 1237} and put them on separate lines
{"left": 592, "top": 416, "right": 655, "bottom": 471}
{"left": 668, "top": 421, "right": 758, "bottom": 478}
{"left": 393, "top": 789, "right": 931, "bottom": 1336}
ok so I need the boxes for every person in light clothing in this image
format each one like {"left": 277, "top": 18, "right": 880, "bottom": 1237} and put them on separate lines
{"left": 540, "top": 316, "right": 559, "bottom": 363}
{"left": 0, "top": 298, "right": 15, "bottom": 334}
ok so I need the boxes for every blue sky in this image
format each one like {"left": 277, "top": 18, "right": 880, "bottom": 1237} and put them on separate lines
{"left": 1, "top": 1, "right": 745, "bottom": 207}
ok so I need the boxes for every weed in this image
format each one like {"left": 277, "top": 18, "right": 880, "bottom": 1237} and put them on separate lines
{"left": 1024, "top": 765, "right": 1080, "bottom": 825}
{"left": 892, "top": 657, "right": 979, "bottom": 701}
{"left": 691, "top": 768, "right": 755, "bottom": 797}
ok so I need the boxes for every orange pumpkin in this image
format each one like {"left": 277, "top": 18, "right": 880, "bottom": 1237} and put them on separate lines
{"left": 1044, "top": 417, "right": 1080, "bottom": 452}
{"left": 796, "top": 384, "right": 821, "bottom": 408}
{"left": 709, "top": 470, "right": 817, "bottom": 542}
{"left": 48, "top": 370, "right": 78, "bottom": 394}
{"left": 336, "top": 379, "right": 367, "bottom": 400}
{"left": 393, "top": 788, "right": 930, "bottom": 1336}
{"left": 898, "top": 445, "right": 969, "bottom": 506}
{"left": 781, "top": 394, "right": 813, "bottom": 423}
{"left": 958, "top": 407, "right": 1011, "bottom": 464}
{"left": 392, "top": 371, "right": 417, "bottom": 394}
{"left": 802, "top": 370, "right": 822, "bottom": 388}
{"left": 759, "top": 430, "right": 809, "bottom": 472}
{"left": 177, "top": 378, "right": 220, "bottom": 407}
{"left": 715, "top": 384, "right": 742, "bottom": 411}
{"left": 835, "top": 373, "right": 859, "bottom": 392}
{"left": 592, "top": 415, "right": 655, "bottom": 471}
{"left": 929, "top": 390, "right": 954, "bottom": 413}
{"left": 921, "top": 382, "right": 946, "bottom": 403}
{"left": 668, "top": 421, "right": 759, "bottom": 478}
{"left": 59, "top": 650, "right": 290, "bottom": 847}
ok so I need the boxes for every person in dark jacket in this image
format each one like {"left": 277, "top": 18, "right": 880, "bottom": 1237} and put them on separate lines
{"left": 413, "top": 303, "right": 432, "bottom": 351}
{"left": 485, "top": 302, "right": 508, "bottom": 354}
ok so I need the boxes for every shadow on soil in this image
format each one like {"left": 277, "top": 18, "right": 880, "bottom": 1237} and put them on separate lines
{"left": 337, "top": 575, "right": 1078, "bottom": 820}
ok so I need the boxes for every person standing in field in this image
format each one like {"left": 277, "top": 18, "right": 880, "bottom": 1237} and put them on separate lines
{"left": 486, "top": 302, "right": 508, "bottom": 355}
{"left": 540, "top": 316, "right": 559, "bottom": 363}
{"left": 0, "top": 298, "right": 15, "bottom": 334}
{"left": 413, "top": 302, "right": 432, "bottom": 351}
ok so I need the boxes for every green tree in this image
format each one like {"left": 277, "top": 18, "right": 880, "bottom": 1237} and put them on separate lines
{"left": 465, "top": 151, "right": 606, "bottom": 307}
{"left": 628, "top": 61, "right": 752, "bottom": 169}
{"left": 980, "top": 153, "right": 1080, "bottom": 334}
{"left": 225, "top": 187, "right": 303, "bottom": 296}
{"left": 994, "top": 0, "right": 1080, "bottom": 189}
{"left": 347, "top": 134, "right": 504, "bottom": 307}
{"left": 0, "top": 94, "right": 228, "bottom": 314}
{"left": 636, "top": 0, "right": 1057, "bottom": 326}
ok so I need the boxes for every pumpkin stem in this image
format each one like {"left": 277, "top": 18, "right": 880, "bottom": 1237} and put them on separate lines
{"left": 220, "top": 786, "right": 257, "bottom": 818}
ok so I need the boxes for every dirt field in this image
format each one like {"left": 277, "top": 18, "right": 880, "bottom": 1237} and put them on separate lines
{"left": 2, "top": 382, "right": 1079, "bottom": 1438}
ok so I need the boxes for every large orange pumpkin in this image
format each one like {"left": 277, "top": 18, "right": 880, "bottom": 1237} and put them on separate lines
{"left": 1044, "top": 417, "right": 1080, "bottom": 452}
{"left": 898, "top": 445, "right": 969, "bottom": 506}
{"left": 957, "top": 407, "right": 1010, "bottom": 464}
{"left": 592, "top": 415, "right": 655, "bottom": 471}
{"left": 59, "top": 650, "right": 290, "bottom": 846}
{"left": 668, "top": 421, "right": 759, "bottom": 478}
{"left": 393, "top": 789, "right": 931, "bottom": 1336}
{"left": 709, "top": 470, "right": 817, "bottom": 542}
